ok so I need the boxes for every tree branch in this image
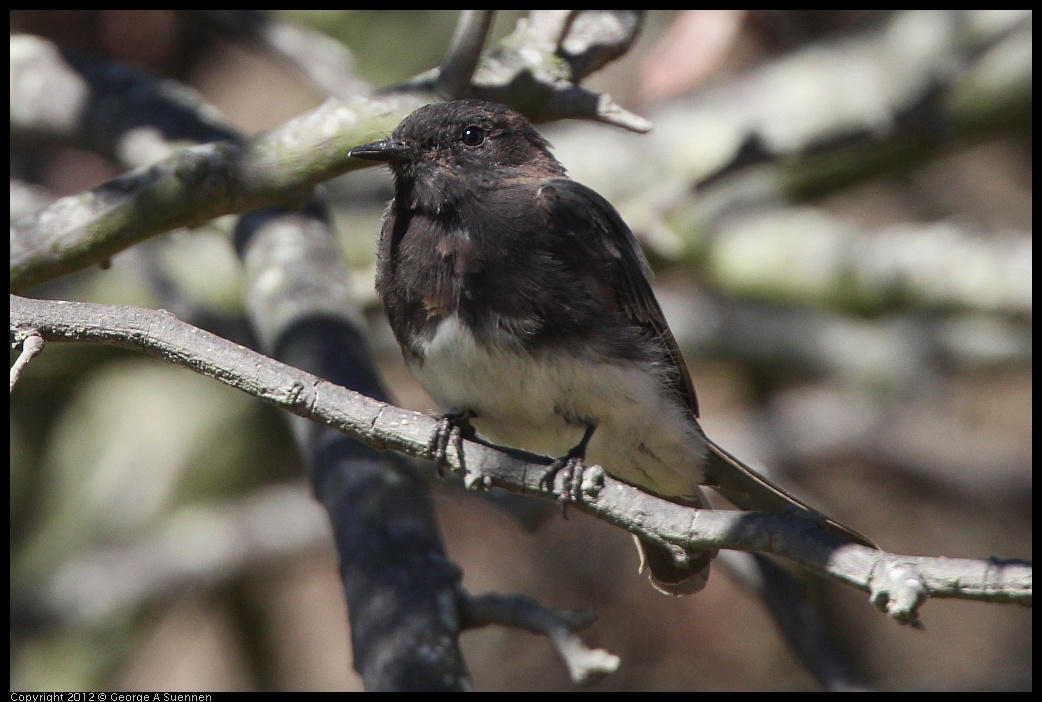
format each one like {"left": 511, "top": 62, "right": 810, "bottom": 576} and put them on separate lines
{"left": 12, "top": 293, "right": 1031, "bottom": 623}
{"left": 459, "top": 592, "right": 619, "bottom": 686}
{"left": 10, "top": 34, "right": 240, "bottom": 164}
{"left": 435, "top": 10, "right": 494, "bottom": 99}
{"left": 10, "top": 10, "right": 653, "bottom": 293}
{"left": 394, "top": 10, "right": 653, "bottom": 132}
{"left": 9, "top": 92, "right": 421, "bottom": 292}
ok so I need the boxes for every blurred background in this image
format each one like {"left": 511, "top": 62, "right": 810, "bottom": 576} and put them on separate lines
{"left": 10, "top": 10, "right": 1031, "bottom": 691}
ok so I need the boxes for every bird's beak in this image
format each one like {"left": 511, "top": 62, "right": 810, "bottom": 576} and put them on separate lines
{"left": 349, "top": 138, "right": 412, "bottom": 162}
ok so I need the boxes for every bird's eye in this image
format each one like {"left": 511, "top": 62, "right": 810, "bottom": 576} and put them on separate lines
{"left": 461, "top": 126, "right": 486, "bottom": 147}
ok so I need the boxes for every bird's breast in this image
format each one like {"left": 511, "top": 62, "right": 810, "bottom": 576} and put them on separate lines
{"left": 408, "top": 313, "right": 710, "bottom": 498}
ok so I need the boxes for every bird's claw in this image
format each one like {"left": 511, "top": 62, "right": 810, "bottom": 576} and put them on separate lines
{"left": 539, "top": 425, "right": 599, "bottom": 517}
{"left": 540, "top": 453, "right": 587, "bottom": 506}
{"left": 430, "top": 410, "right": 475, "bottom": 477}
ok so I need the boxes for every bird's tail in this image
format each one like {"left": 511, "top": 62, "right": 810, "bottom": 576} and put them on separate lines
{"left": 634, "top": 438, "right": 875, "bottom": 596}
{"left": 704, "top": 436, "right": 877, "bottom": 549}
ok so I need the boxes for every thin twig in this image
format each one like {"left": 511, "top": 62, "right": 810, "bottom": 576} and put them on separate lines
{"left": 460, "top": 591, "right": 619, "bottom": 686}
{"left": 10, "top": 332, "right": 44, "bottom": 392}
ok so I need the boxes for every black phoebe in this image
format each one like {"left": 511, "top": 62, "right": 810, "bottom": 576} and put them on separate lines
{"left": 349, "top": 99, "right": 874, "bottom": 595}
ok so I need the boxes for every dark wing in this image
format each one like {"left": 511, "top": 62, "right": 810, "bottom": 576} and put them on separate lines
{"left": 537, "top": 179, "right": 877, "bottom": 549}
{"left": 537, "top": 178, "right": 700, "bottom": 417}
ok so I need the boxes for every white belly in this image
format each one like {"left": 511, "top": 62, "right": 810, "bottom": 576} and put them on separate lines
{"left": 410, "top": 314, "right": 709, "bottom": 501}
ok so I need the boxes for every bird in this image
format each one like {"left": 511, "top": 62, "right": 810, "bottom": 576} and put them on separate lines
{"left": 349, "top": 98, "right": 874, "bottom": 595}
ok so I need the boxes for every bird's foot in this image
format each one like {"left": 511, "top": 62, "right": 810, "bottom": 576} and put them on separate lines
{"left": 539, "top": 425, "right": 599, "bottom": 515}
{"left": 430, "top": 409, "right": 476, "bottom": 478}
